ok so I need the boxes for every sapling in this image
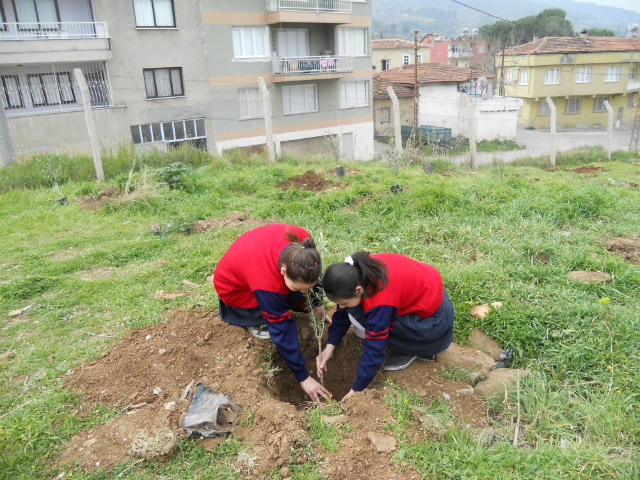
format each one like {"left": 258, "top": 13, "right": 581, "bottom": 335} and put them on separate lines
{"left": 304, "top": 231, "right": 327, "bottom": 385}
{"left": 385, "top": 138, "right": 408, "bottom": 191}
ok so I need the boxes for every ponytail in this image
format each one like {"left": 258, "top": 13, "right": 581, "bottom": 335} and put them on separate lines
{"left": 324, "top": 251, "right": 388, "bottom": 301}
{"left": 280, "top": 229, "right": 322, "bottom": 284}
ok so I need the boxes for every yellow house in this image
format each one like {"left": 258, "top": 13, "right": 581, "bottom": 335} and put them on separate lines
{"left": 372, "top": 39, "right": 431, "bottom": 73}
{"left": 497, "top": 35, "right": 640, "bottom": 129}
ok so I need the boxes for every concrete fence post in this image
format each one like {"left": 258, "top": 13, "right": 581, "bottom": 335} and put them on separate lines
{"left": 73, "top": 69, "right": 104, "bottom": 181}
{"left": 0, "top": 104, "right": 16, "bottom": 167}
{"left": 463, "top": 94, "right": 477, "bottom": 169}
{"left": 258, "top": 77, "right": 275, "bottom": 162}
{"left": 603, "top": 100, "right": 614, "bottom": 160}
{"left": 546, "top": 96, "right": 556, "bottom": 167}
{"left": 386, "top": 86, "right": 403, "bottom": 156}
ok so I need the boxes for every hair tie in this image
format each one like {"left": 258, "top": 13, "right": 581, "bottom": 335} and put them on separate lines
{"left": 345, "top": 256, "right": 354, "bottom": 265}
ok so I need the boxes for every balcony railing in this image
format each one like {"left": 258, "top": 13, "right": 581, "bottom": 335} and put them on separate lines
{"left": 266, "top": 0, "right": 352, "bottom": 13}
{"left": 0, "top": 22, "right": 109, "bottom": 40}
{"left": 627, "top": 79, "right": 640, "bottom": 92}
{"left": 448, "top": 51, "right": 472, "bottom": 58}
{"left": 273, "top": 55, "right": 353, "bottom": 75}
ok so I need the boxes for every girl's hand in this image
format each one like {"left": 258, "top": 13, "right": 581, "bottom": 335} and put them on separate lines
{"left": 300, "top": 377, "right": 332, "bottom": 403}
{"left": 314, "top": 306, "right": 331, "bottom": 324}
{"left": 341, "top": 389, "right": 356, "bottom": 402}
{"left": 316, "top": 344, "right": 336, "bottom": 378}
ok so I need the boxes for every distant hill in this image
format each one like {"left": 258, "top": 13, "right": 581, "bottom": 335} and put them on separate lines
{"left": 372, "top": 0, "right": 640, "bottom": 40}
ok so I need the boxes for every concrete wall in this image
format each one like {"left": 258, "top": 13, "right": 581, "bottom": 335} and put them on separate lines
{"left": 419, "top": 83, "right": 467, "bottom": 136}
{"left": 7, "top": 106, "right": 130, "bottom": 156}
{"left": 374, "top": 96, "right": 413, "bottom": 137}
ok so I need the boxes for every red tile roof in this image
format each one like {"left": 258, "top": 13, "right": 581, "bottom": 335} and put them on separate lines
{"left": 502, "top": 36, "right": 640, "bottom": 55}
{"left": 373, "top": 63, "right": 494, "bottom": 98}
{"left": 372, "top": 39, "right": 432, "bottom": 50}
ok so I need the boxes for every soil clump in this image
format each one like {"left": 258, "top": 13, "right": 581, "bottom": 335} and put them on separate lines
{"left": 278, "top": 170, "right": 344, "bottom": 192}
{"left": 74, "top": 185, "right": 120, "bottom": 212}
{"left": 191, "top": 212, "right": 275, "bottom": 234}
{"left": 605, "top": 235, "right": 640, "bottom": 265}
{"left": 566, "top": 166, "right": 608, "bottom": 174}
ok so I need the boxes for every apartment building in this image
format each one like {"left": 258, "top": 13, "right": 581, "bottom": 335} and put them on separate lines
{"left": 420, "top": 33, "right": 487, "bottom": 69}
{"left": 372, "top": 39, "right": 431, "bottom": 72}
{"left": 202, "top": 0, "right": 374, "bottom": 159}
{"left": 1, "top": 0, "right": 213, "bottom": 154}
{"left": 497, "top": 35, "right": 640, "bottom": 129}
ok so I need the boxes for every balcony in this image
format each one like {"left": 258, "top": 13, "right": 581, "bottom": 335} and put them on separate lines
{"left": 265, "top": 0, "right": 352, "bottom": 24}
{"left": 272, "top": 55, "right": 353, "bottom": 82}
{"left": 0, "top": 22, "right": 111, "bottom": 65}
{"left": 628, "top": 79, "right": 640, "bottom": 92}
{"left": 448, "top": 51, "right": 472, "bottom": 58}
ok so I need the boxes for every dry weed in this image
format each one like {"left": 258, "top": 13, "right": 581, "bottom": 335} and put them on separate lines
{"left": 234, "top": 450, "right": 259, "bottom": 474}
{"left": 128, "top": 428, "right": 177, "bottom": 461}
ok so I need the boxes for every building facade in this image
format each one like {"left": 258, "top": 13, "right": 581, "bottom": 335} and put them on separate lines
{"left": 497, "top": 36, "right": 640, "bottom": 129}
{"left": 2, "top": 0, "right": 374, "bottom": 159}
{"left": 372, "top": 39, "right": 431, "bottom": 72}
{"left": 420, "top": 33, "right": 487, "bottom": 69}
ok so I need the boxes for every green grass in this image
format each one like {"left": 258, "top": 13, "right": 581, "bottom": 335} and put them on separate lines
{"left": 0, "top": 147, "right": 639, "bottom": 479}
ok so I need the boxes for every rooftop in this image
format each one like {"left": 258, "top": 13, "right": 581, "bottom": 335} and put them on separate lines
{"left": 373, "top": 63, "right": 494, "bottom": 98}
{"left": 372, "top": 39, "right": 432, "bottom": 50}
{"left": 502, "top": 36, "right": 640, "bottom": 55}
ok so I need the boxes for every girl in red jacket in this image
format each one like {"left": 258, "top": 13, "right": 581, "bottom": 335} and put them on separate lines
{"left": 214, "top": 224, "right": 331, "bottom": 402}
{"left": 317, "top": 251, "right": 454, "bottom": 401}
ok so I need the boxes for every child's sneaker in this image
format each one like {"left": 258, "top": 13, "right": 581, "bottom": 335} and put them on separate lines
{"left": 247, "top": 325, "right": 270, "bottom": 340}
{"left": 383, "top": 352, "right": 418, "bottom": 371}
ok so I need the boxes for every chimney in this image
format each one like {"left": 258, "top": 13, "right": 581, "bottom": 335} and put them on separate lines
{"left": 533, "top": 34, "right": 538, "bottom": 44}
{"left": 580, "top": 30, "right": 588, "bottom": 40}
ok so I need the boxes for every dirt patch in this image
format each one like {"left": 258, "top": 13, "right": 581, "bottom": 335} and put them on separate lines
{"left": 277, "top": 170, "right": 344, "bottom": 192}
{"left": 76, "top": 267, "right": 116, "bottom": 282}
{"left": 565, "top": 165, "right": 609, "bottom": 174}
{"left": 191, "top": 217, "right": 276, "bottom": 234}
{"left": 60, "top": 309, "right": 490, "bottom": 476}
{"left": 342, "top": 195, "right": 373, "bottom": 212}
{"left": 323, "top": 168, "right": 361, "bottom": 177}
{"left": 74, "top": 185, "right": 120, "bottom": 212}
{"left": 605, "top": 236, "right": 640, "bottom": 265}
{"left": 51, "top": 247, "right": 88, "bottom": 260}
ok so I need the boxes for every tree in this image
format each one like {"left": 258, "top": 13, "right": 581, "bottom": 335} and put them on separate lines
{"left": 586, "top": 28, "right": 615, "bottom": 37}
{"left": 480, "top": 8, "right": 574, "bottom": 47}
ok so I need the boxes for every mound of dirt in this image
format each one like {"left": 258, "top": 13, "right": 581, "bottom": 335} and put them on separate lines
{"left": 566, "top": 166, "right": 608, "bottom": 174}
{"left": 606, "top": 235, "right": 640, "bottom": 265}
{"left": 191, "top": 214, "right": 275, "bottom": 234}
{"left": 60, "top": 308, "right": 492, "bottom": 476}
{"left": 277, "top": 170, "right": 344, "bottom": 192}
{"left": 74, "top": 185, "right": 120, "bottom": 212}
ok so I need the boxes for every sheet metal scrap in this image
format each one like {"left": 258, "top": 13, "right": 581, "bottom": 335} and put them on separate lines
{"left": 182, "top": 383, "right": 239, "bottom": 438}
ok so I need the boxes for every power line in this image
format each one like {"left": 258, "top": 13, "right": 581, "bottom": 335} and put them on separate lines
{"left": 448, "top": 0, "right": 515, "bottom": 24}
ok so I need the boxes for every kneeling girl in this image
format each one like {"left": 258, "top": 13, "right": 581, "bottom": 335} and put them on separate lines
{"left": 318, "top": 252, "right": 454, "bottom": 400}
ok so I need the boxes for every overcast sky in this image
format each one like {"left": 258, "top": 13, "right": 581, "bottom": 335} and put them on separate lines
{"left": 575, "top": 0, "right": 640, "bottom": 14}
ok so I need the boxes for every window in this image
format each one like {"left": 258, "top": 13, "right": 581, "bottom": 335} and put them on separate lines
{"left": 1, "top": 76, "right": 24, "bottom": 109}
{"left": 544, "top": 68, "right": 560, "bottom": 85}
{"left": 380, "top": 107, "right": 390, "bottom": 123}
{"left": 403, "top": 54, "right": 410, "bottom": 65}
{"left": 276, "top": 30, "right": 308, "bottom": 57}
{"left": 461, "top": 61, "right": 468, "bottom": 68}
{"left": 0, "top": 2, "right": 6, "bottom": 28}
{"left": 340, "top": 81, "right": 368, "bottom": 108}
{"left": 450, "top": 60, "right": 458, "bottom": 67}
{"left": 143, "top": 68, "right": 183, "bottom": 98}
{"left": 538, "top": 98, "right": 553, "bottom": 116}
{"left": 604, "top": 66, "right": 620, "bottom": 82}
{"left": 575, "top": 67, "right": 591, "bottom": 83}
{"left": 564, "top": 98, "right": 581, "bottom": 114}
{"left": 630, "top": 67, "right": 636, "bottom": 80}
{"left": 628, "top": 93, "right": 635, "bottom": 109}
{"left": 130, "top": 118, "right": 207, "bottom": 148}
{"left": 593, "top": 96, "right": 608, "bottom": 112}
{"left": 232, "top": 27, "right": 267, "bottom": 58}
{"left": 518, "top": 68, "right": 528, "bottom": 85}
{"left": 132, "top": 0, "right": 175, "bottom": 28}
{"left": 504, "top": 68, "right": 514, "bottom": 85}
{"left": 27, "top": 73, "right": 75, "bottom": 107}
{"left": 238, "top": 87, "right": 264, "bottom": 119}
{"left": 381, "top": 59, "right": 390, "bottom": 71}
{"left": 13, "top": 0, "right": 59, "bottom": 28}
{"left": 337, "top": 28, "right": 367, "bottom": 56}
{"left": 282, "top": 85, "right": 317, "bottom": 114}
{"left": 478, "top": 44, "right": 485, "bottom": 54}
{"left": 417, "top": 53, "right": 422, "bottom": 63}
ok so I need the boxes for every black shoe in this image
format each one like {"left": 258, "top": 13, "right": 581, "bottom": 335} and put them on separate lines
{"left": 383, "top": 352, "right": 418, "bottom": 371}
{"left": 420, "top": 354, "right": 437, "bottom": 362}
{"left": 247, "top": 325, "right": 270, "bottom": 340}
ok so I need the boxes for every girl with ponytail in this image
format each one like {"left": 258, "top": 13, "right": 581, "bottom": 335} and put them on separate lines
{"left": 318, "top": 252, "right": 454, "bottom": 401}
{"left": 214, "top": 224, "right": 332, "bottom": 402}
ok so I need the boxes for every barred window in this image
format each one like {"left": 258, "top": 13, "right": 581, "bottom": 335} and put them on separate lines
{"left": 593, "top": 96, "right": 608, "bottom": 112}
{"left": 130, "top": 118, "right": 206, "bottom": 147}
{"left": 1, "top": 75, "right": 24, "bottom": 109}
{"left": 143, "top": 68, "right": 183, "bottom": 98}
{"left": 27, "top": 72, "right": 75, "bottom": 107}
{"left": 380, "top": 107, "right": 390, "bottom": 123}
{"left": 564, "top": 98, "right": 581, "bottom": 114}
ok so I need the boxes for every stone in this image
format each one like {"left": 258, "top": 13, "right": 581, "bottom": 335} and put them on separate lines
{"left": 321, "top": 414, "right": 346, "bottom": 425}
{"left": 226, "top": 210, "right": 246, "bottom": 221}
{"left": 436, "top": 343, "right": 496, "bottom": 377}
{"left": 442, "top": 393, "right": 451, "bottom": 401}
{"left": 181, "top": 279, "right": 201, "bottom": 289}
{"left": 154, "top": 290, "right": 185, "bottom": 300}
{"left": 468, "top": 327, "right": 502, "bottom": 361}
{"left": 8, "top": 310, "right": 22, "bottom": 317}
{"left": 281, "top": 467, "right": 291, "bottom": 478}
{"left": 158, "top": 348, "right": 167, "bottom": 356}
{"left": 470, "top": 302, "right": 503, "bottom": 319}
{"left": 367, "top": 432, "right": 397, "bottom": 453}
{"left": 456, "top": 388, "right": 475, "bottom": 395}
{"left": 566, "top": 271, "right": 612, "bottom": 283}
{"left": 204, "top": 332, "right": 212, "bottom": 341}
{"left": 474, "top": 369, "right": 526, "bottom": 397}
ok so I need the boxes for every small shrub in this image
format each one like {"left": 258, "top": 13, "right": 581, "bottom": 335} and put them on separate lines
{"left": 155, "top": 162, "right": 188, "bottom": 189}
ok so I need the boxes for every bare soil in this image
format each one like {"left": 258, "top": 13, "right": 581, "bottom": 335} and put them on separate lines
{"left": 74, "top": 185, "right": 120, "bottom": 212}
{"left": 605, "top": 235, "right": 640, "bottom": 265}
{"left": 566, "top": 166, "right": 608, "bottom": 174}
{"left": 191, "top": 217, "right": 276, "bottom": 234}
{"left": 278, "top": 170, "right": 345, "bottom": 192}
{"left": 60, "top": 308, "right": 491, "bottom": 477}
{"left": 323, "top": 168, "right": 362, "bottom": 177}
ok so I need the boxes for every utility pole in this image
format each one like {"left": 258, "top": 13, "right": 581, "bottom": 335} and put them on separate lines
{"left": 630, "top": 98, "right": 640, "bottom": 151}
{"left": 413, "top": 30, "right": 419, "bottom": 148}
{"left": 499, "top": 46, "right": 505, "bottom": 97}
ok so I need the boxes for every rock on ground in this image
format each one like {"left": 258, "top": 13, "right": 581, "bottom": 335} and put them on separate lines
{"left": 468, "top": 327, "right": 502, "bottom": 361}
{"left": 367, "top": 432, "right": 397, "bottom": 453}
{"left": 226, "top": 210, "right": 247, "bottom": 221}
{"left": 436, "top": 343, "right": 496, "bottom": 377}
{"left": 566, "top": 271, "right": 612, "bottom": 283}
{"left": 474, "top": 368, "right": 526, "bottom": 397}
